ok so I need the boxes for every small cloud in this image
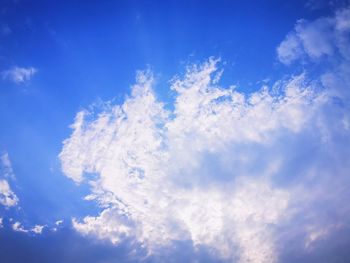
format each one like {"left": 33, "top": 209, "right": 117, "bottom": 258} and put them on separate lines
{"left": 2, "top": 66, "right": 37, "bottom": 84}
{"left": 52, "top": 219, "right": 64, "bottom": 231}
{"left": 12, "top": 221, "right": 28, "bottom": 233}
{"left": 0, "top": 179, "right": 18, "bottom": 207}
{"left": 31, "top": 224, "right": 45, "bottom": 234}
{"left": 277, "top": 32, "right": 304, "bottom": 65}
{"left": 12, "top": 222, "right": 45, "bottom": 234}
{"left": 1, "top": 151, "right": 15, "bottom": 179}
{"left": 277, "top": 6, "right": 350, "bottom": 65}
{"left": 336, "top": 7, "right": 350, "bottom": 31}
{"left": 55, "top": 219, "right": 63, "bottom": 226}
{"left": 0, "top": 151, "right": 18, "bottom": 207}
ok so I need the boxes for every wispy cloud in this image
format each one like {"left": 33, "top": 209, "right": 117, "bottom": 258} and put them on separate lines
{"left": 12, "top": 221, "right": 45, "bottom": 234}
{"left": 0, "top": 152, "right": 18, "bottom": 208}
{"left": 1, "top": 66, "right": 37, "bottom": 84}
{"left": 1, "top": 151, "right": 15, "bottom": 179}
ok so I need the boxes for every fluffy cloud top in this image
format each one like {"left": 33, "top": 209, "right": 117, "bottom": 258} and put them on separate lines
{"left": 1, "top": 66, "right": 37, "bottom": 84}
{"left": 277, "top": 7, "right": 350, "bottom": 64}
{"left": 60, "top": 6, "right": 350, "bottom": 263}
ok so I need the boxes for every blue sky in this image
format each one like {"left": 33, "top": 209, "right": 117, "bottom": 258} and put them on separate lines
{"left": 1, "top": 1, "right": 350, "bottom": 262}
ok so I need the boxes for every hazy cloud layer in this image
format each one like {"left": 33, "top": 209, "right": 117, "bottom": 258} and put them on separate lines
{"left": 60, "top": 6, "right": 350, "bottom": 263}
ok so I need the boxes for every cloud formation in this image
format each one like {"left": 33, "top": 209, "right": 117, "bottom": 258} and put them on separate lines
{"left": 277, "top": 7, "right": 350, "bottom": 65}
{"left": 1, "top": 66, "right": 37, "bottom": 84}
{"left": 0, "top": 152, "right": 18, "bottom": 208}
{"left": 59, "top": 62, "right": 324, "bottom": 262}
{"left": 12, "top": 222, "right": 45, "bottom": 234}
{"left": 60, "top": 6, "right": 350, "bottom": 263}
{"left": 0, "top": 179, "right": 18, "bottom": 207}
{"left": 1, "top": 151, "right": 15, "bottom": 179}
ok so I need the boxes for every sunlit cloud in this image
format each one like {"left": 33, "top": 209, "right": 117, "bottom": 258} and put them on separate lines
{"left": 57, "top": 5, "right": 350, "bottom": 263}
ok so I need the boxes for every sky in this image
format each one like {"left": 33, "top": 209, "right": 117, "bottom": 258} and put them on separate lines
{"left": 1, "top": 0, "right": 350, "bottom": 262}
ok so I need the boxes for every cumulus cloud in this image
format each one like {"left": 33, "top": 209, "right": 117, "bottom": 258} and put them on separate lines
{"left": 59, "top": 60, "right": 323, "bottom": 262}
{"left": 1, "top": 66, "right": 37, "bottom": 84}
{"left": 277, "top": 7, "right": 350, "bottom": 64}
{"left": 60, "top": 6, "right": 350, "bottom": 263}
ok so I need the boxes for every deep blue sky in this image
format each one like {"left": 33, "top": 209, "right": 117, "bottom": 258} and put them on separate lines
{"left": 1, "top": 1, "right": 349, "bottom": 262}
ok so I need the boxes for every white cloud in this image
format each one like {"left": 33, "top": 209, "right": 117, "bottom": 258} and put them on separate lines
{"left": 73, "top": 209, "right": 133, "bottom": 245}
{"left": 0, "top": 179, "right": 18, "bottom": 207}
{"left": 0, "top": 217, "right": 3, "bottom": 228}
{"left": 335, "top": 7, "right": 350, "bottom": 31}
{"left": 59, "top": 6, "right": 350, "bottom": 262}
{"left": 55, "top": 219, "right": 63, "bottom": 226}
{"left": 296, "top": 18, "right": 334, "bottom": 59}
{"left": 59, "top": 58, "right": 329, "bottom": 263}
{"left": 31, "top": 224, "right": 45, "bottom": 234}
{"left": 52, "top": 220, "right": 64, "bottom": 231}
{"left": 277, "top": 7, "right": 350, "bottom": 64}
{"left": 0, "top": 151, "right": 18, "bottom": 208}
{"left": 12, "top": 221, "right": 28, "bottom": 233}
{"left": 2, "top": 66, "right": 37, "bottom": 84}
{"left": 1, "top": 151, "right": 15, "bottom": 179}
{"left": 12, "top": 221, "right": 45, "bottom": 234}
{"left": 277, "top": 32, "right": 304, "bottom": 65}
{"left": 0, "top": 151, "right": 46, "bottom": 235}
{"left": 305, "top": 224, "right": 331, "bottom": 249}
